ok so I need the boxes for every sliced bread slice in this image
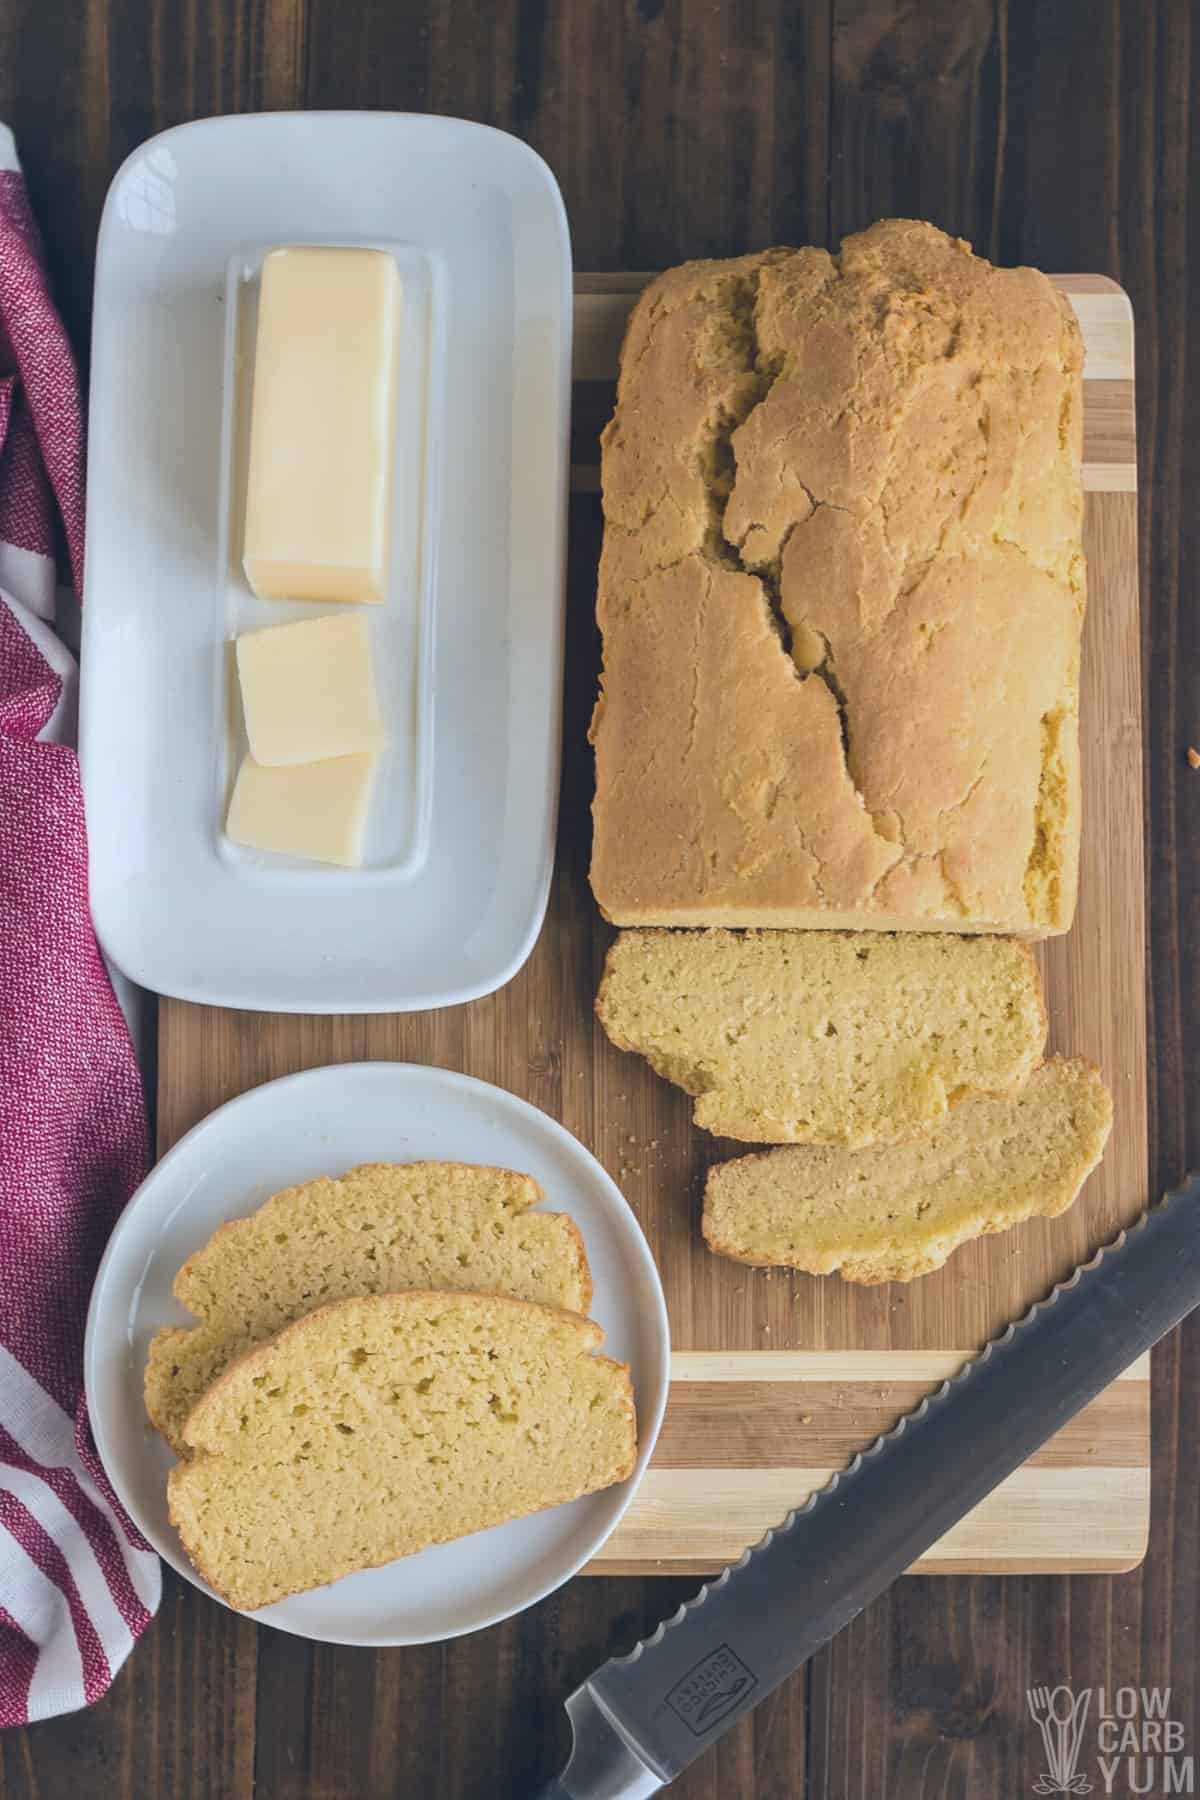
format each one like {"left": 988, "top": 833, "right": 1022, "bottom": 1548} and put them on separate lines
{"left": 596, "top": 928, "right": 1047, "bottom": 1146}
{"left": 167, "top": 1290, "right": 637, "bottom": 1610}
{"left": 703, "top": 1056, "right": 1112, "bottom": 1282}
{"left": 145, "top": 1161, "right": 591, "bottom": 1454}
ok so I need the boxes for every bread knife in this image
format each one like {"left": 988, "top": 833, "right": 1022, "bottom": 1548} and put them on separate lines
{"left": 532, "top": 1174, "right": 1200, "bottom": 1799}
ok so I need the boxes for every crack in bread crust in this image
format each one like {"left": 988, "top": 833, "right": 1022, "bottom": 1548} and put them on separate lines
{"left": 590, "top": 220, "right": 1086, "bottom": 937}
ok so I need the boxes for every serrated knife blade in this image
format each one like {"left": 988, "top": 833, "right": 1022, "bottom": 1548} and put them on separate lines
{"left": 533, "top": 1175, "right": 1200, "bottom": 1799}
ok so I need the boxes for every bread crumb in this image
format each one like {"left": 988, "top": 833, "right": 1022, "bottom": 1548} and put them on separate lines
{"left": 1188, "top": 746, "right": 1200, "bottom": 769}
{"left": 799, "top": 1413, "right": 814, "bottom": 1425}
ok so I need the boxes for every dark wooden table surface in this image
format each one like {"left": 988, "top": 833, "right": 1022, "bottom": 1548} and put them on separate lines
{"left": 1, "top": 3, "right": 1196, "bottom": 1796}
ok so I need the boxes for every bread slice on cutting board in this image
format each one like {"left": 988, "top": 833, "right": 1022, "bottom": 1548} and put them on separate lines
{"left": 167, "top": 1290, "right": 637, "bottom": 1611}
{"left": 703, "top": 1057, "right": 1112, "bottom": 1283}
{"left": 596, "top": 927, "right": 1047, "bottom": 1147}
{"left": 145, "top": 1161, "right": 591, "bottom": 1455}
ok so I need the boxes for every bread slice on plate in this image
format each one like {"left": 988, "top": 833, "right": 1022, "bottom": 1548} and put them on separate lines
{"left": 596, "top": 927, "right": 1046, "bottom": 1146}
{"left": 703, "top": 1057, "right": 1112, "bottom": 1283}
{"left": 167, "top": 1290, "right": 637, "bottom": 1611}
{"left": 145, "top": 1162, "right": 591, "bottom": 1455}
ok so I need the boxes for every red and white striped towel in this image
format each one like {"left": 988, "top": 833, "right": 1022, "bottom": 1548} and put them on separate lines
{"left": 0, "top": 126, "right": 159, "bottom": 1725}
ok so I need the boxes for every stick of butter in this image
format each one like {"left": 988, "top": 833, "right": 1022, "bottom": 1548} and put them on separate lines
{"left": 225, "top": 752, "right": 378, "bottom": 867}
{"left": 242, "top": 246, "right": 400, "bottom": 604}
{"left": 235, "top": 612, "right": 386, "bottom": 766}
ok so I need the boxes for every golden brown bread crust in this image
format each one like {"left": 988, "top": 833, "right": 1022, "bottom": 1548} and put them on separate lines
{"left": 590, "top": 220, "right": 1085, "bottom": 937}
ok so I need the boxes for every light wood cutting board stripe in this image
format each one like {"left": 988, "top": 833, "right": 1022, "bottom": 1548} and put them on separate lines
{"left": 651, "top": 1380, "right": 1148, "bottom": 1471}
{"left": 666, "top": 1351, "right": 1150, "bottom": 1381}
{"left": 648, "top": 1352, "right": 1150, "bottom": 1472}
{"left": 595, "top": 1465, "right": 1150, "bottom": 1577}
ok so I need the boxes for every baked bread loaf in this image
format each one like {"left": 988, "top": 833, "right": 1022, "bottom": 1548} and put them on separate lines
{"left": 591, "top": 219, "right": 1085, "bottom": 937}
{"left": 703, "top": 1057, "right": 1112, "bottom": 1282}
{"left": 167, "top": 1291, "right": 637, "bottom": 1611}
{"left": 145, "top": 1162, "right": 590, "bottom": 1454}
{"left": 596, "top": 928, "right": 1046, "bottom": 1146}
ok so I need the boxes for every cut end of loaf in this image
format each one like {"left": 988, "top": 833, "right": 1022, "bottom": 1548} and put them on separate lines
{"left": 596, "top": 927, "right": 1047, "bottom": 1147}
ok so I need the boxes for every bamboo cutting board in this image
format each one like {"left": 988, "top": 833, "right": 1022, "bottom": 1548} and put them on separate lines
{"left": 157, "top": 272, "right": 1145, "bottom": 1576}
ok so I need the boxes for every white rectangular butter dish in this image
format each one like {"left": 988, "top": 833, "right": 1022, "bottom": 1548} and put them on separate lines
{"left": 81, "top": 111, "right": 571, "bottom": 1013}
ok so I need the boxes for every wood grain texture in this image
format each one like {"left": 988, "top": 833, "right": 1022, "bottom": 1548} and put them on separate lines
{"left": 646, "top": 1353, "right": 1149, "bottom": 1469}
{"left": 1, "top": 1, "right": 1196, "bottom": 1796}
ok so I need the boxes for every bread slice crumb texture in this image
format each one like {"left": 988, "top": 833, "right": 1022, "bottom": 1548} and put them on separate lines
{"left": 167, "top": 1291, "right": 637, "bottom": 1612}
{"left": 703, "top": 1057, "right": 1112, "bottom": 1282}
{"left": 145, "top": 1162, "right": 591, "bottom": 1455}
{"left": 597, "top": 928, "right": 1047, "bottom": 1146}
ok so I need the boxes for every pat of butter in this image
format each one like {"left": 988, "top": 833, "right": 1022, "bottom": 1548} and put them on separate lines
{"left": 225, "top": 752, "right": 378, "bottom": 867}
{"left": 235, "top": 612, "right": 386, "bottom": 766}
{"left": 242, "top": 246, "right": 400, "bottom": 604}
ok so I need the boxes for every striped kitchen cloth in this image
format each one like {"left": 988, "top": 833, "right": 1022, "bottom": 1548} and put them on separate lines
{"left": 0, "top": 124, "right": 159, "bottom": 1726}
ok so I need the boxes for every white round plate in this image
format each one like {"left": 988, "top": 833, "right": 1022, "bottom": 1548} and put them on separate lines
{"left": 85, "top": 1062, "right": 670, "bottom": 1645}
